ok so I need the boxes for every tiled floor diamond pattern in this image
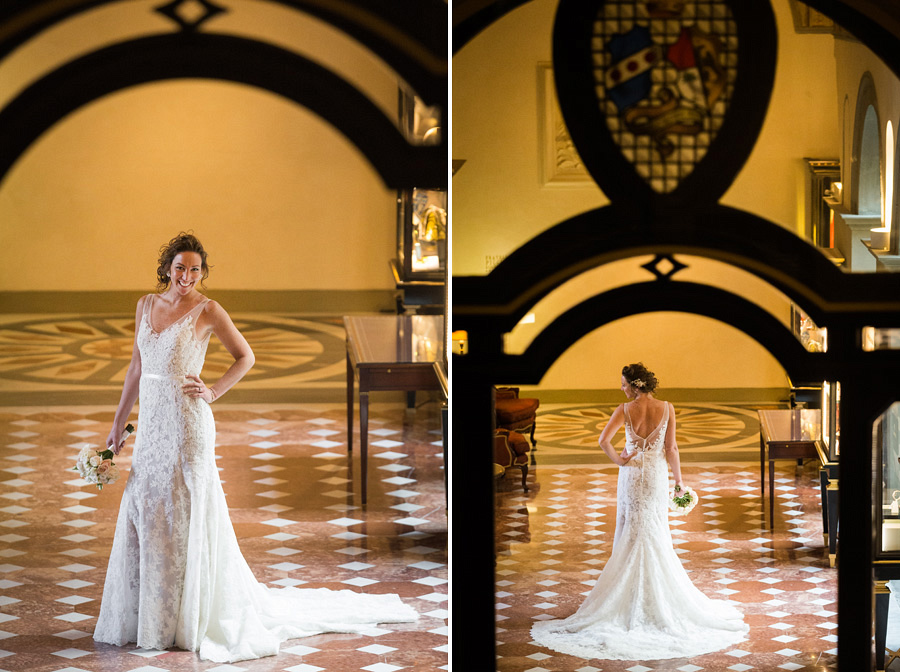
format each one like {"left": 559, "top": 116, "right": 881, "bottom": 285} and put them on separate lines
{"left": 0, "top": 403, "right": 447, "bottom": 671}
{"left": 495, "top": 461, "right": 837, "bottom": 672}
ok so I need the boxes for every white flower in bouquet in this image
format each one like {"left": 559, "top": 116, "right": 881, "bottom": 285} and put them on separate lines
{"left": 669, "top": 484, "right": 699, "bottom": 515}
{"left": 72, "top": 423, "right": 133, "bottom": 490}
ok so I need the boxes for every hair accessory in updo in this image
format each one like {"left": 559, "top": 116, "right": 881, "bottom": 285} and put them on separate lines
{"left": 622, "top": 362, "right": 659, "bottom": 394}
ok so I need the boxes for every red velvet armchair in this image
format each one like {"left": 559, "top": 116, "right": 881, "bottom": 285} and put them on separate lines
{"left": 493, "top": 428, "right": 531, "bottom": 491}
{"left": 494, "top": 386, "right": 539, "bottom": 448}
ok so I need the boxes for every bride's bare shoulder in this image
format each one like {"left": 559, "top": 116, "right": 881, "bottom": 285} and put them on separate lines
{"left": 200, "top": 300, "right": 237, "bottom": 327}
{"left": 135, "top": 294, "right": 153, "bottom": 312}
{"left": 201, "top": 299, "right": 224, "bottom": 316}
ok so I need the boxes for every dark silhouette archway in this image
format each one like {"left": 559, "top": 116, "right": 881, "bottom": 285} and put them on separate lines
{"left": 0, "top": 33, "right": 445, "bottom": 190}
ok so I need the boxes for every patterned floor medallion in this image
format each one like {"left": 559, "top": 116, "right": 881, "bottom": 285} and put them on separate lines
{"left": 0, "top": 315, "right": 346, "bottom": 391}
{"left": 534, "top": 402, "right": 778, "bottom": 464}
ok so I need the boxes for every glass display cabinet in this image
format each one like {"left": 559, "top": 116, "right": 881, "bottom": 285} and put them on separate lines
{"left": 791, "top": 303, "right": 828, "bottom": 353}
{"left": 392, "top": 92, "right": 446, "bottom": 312}
{"left": 877, "top": 405, "right": 900, "bottom": 554}
{"left": 817, "top": 381, "right": 840, "bottom": 569}
{"left": 821, "top": 381, "right": 840, "bottom": 460}
{"left": 787, "top": 304, "right": 827, "bottom": 408}
{"left": 396, "top": 187, "right": 447, "bottom": 280}
{"left": 788, "top": 305, "right": 839, "bottom": 565}
{"left": 874, "top": 404, "right": 900, "bottom": 670}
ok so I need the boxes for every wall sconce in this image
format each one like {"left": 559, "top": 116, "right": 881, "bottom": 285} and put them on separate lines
{"left": 452, "top": 330, "right": 468, "bottom": 355}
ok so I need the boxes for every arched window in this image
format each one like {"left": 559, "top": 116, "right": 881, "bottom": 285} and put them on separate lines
{"left": 859, "top": 105, "right": 882, "bottom": 216}
{"left": 850, "top": 72, "right": 881, "bottom": 218}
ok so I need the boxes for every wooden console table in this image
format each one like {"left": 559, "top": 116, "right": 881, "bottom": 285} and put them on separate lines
{"left": 758, "top": 409, "right": 822, "bottom": 529}
{"left": 344, "top": 315, "right": 443, "bottom": 505}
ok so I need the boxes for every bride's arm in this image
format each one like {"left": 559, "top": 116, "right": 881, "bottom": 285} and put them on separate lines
{"left": 664, "top": 401, "right": 683, "bottom": 487}
{"left": 189, "top": 301, "right": 254, "bottom": 403}
{"left": 107, "top": 296, "right": 145, "bottom": 454}
{"left": 598, "top": 404, "right": 631, "bottom": 466}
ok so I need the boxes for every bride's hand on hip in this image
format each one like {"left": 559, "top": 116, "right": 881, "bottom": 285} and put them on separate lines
{"left": 183, "top": 374, "right": 213, "bottom": 403}
{"left": 618, "top": 450, "right": 634, "bottom": 466}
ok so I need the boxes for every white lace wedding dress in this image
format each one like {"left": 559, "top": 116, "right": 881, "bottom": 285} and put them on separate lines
{"left": 531, "top": 402, "right": 748, "bottom": 660}
{"left": 94, "top": 295, "right": 418, "bottom": 662}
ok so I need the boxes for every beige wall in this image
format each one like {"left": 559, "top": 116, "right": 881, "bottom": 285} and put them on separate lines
{"left": 0, "top": 80, "right": 396, "bottom": 294}
{"left": 453, "top": 0, "right": 841, "bottom": 393}
{"left": 538, "top": 313, "right": 786, "bottom": 393}
{"left": 0, "top": 2, "right": 405, "bottom": 299}
{"left": 452, "top": 0, "right": 607, "bottom": 277}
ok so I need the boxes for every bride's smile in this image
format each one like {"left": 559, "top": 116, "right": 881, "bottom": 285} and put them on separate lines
{"left": 169, "top": 252, "right": 202, "bottom": 295}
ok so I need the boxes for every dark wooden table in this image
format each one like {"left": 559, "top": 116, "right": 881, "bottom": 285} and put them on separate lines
{"left": 758, "top": 409, "right": 822, "bottom": 529}
{"left": 344, "top": 315, "right": 443, "bottom": 505}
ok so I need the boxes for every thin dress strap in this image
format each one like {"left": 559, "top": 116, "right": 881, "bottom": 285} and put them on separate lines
{"left": 188, "top": 297, "right": 211, "bottom": 317}
{"left": 146, "top": 294, "right": 209, "bottom": 334}
{"left": 189, "top": 298, "right": 212, "bottom": 341}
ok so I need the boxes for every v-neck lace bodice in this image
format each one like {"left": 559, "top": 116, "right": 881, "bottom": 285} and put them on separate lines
{"left": 139, "top": 295, "right": 210, "bottom": 379}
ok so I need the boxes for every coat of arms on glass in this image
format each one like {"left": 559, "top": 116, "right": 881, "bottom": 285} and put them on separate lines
{"left": 595, "top": 0, "right": 736, "bottom": 193}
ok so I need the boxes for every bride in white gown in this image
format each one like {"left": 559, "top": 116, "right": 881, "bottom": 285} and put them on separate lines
{"left": 93, "top": 233, "right": 417, "bottom": 662}
{"left": 531, "top": 363, "right": 748, "bottom": 661}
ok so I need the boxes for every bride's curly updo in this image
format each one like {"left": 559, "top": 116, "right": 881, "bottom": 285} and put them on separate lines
{"left": 622, "top": 362, "right": 659, "bottom": 394}
{"left": 156, "top": 232, "right": 210, "bottom": 291}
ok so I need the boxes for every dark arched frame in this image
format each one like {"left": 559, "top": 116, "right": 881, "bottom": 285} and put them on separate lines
{"left": 0, "top": 0, "right": 448, "bottom": 105}
{"left": 510, "top": 282, "right": 823, "bottom": 385}
{"left": 454, "top": 205, "right": 900, "bottom": 336}
{"left": 0, "top": 32, "right": 446, "bottom": 191}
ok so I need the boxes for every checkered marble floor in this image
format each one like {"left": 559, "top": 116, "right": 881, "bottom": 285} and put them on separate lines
{"left": 0, "top": 401, "right": 447, "bottom": 672}
{"left": 494, "top": 459, "right": 837, "bottom": 672}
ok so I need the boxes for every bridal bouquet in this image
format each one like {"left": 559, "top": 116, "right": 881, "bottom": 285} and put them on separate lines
{"left": 73, "top": 423, "right": 133, "bottom": 490}
{"left": 669, "top": 484, "right": 699, "bottom": 515}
